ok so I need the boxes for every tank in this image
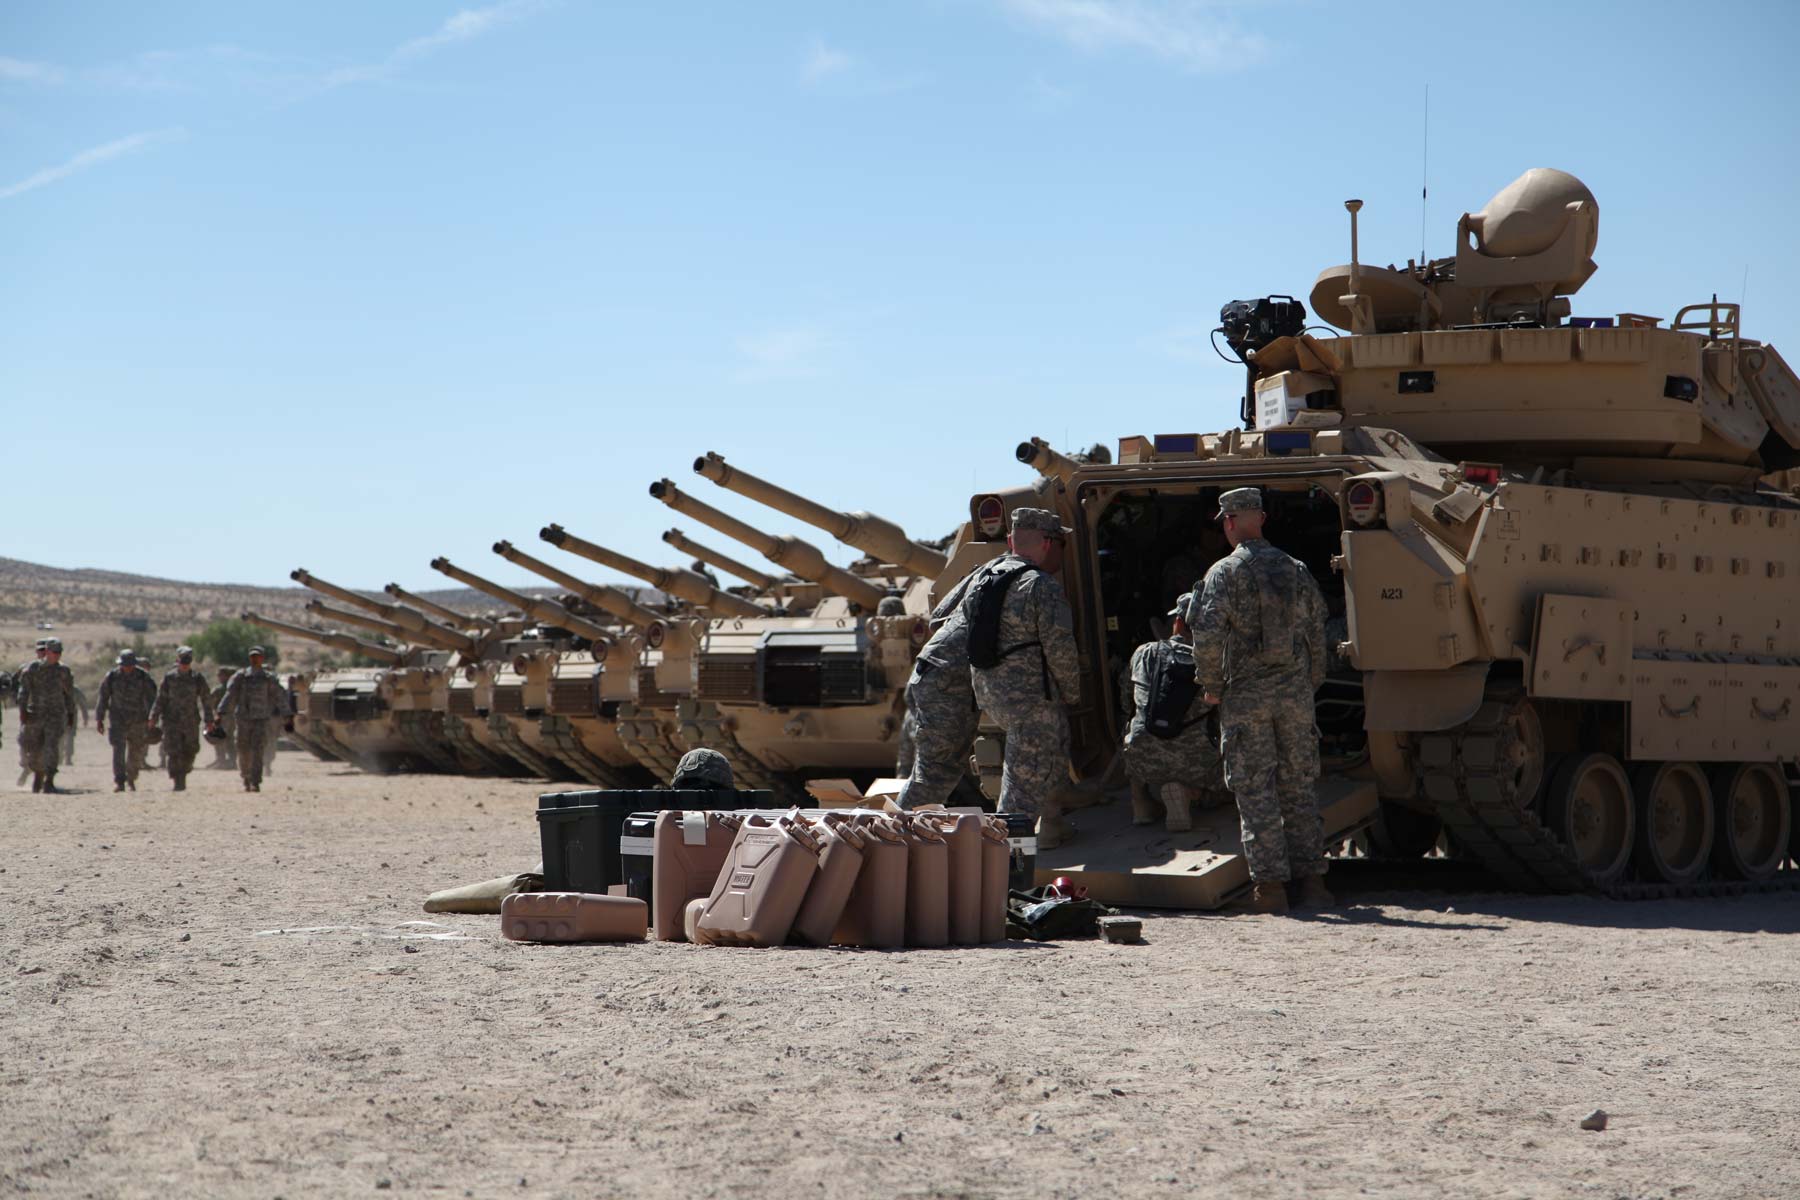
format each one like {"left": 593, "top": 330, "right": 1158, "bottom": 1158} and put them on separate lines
{"left": 661, "top": 527, "right": 779, "bottom": 591}
{"left": 537, "top": 524, "right": 767, "bottom": 618}
{"left": 955, "top": 168, "right": 1800, "bottom": 899}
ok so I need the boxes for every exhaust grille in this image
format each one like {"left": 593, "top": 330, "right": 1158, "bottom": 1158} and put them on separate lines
{"left": 697, "top": 658, "right": 757, "bottom": 702}
{"left": 447, "top": 689, "right": 476, "bottom": 717}
{"left": 492, "top": 685, "right": 525, "bottom": 715}
{"left": 549, "top": 677, "right": 597, "bottom": 716}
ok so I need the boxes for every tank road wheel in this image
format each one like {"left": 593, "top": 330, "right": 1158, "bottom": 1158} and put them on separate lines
{"left": 1544, "top": 753, "right": 1634, "bottom": 885}
{"left": 1629, "top": 762, "right": 1714, "bottom": 885}
{"left": 1360, "top": 801, "right": 1444, "bottom": 860}
{"left": 1708, "top": 763, "right": 1791, "bottom": 881}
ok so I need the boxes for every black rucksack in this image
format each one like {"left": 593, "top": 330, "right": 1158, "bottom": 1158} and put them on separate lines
{"left": 1144, "top": 641, "right": 1202, "bottom": 739}
{"left": 965, "top": 561, "right": 1040, "bottom": 670}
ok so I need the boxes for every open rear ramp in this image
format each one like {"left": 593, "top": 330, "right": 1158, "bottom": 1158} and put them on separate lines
{"left": 1035, "top": 777, "right": 1377, "bottom": 909}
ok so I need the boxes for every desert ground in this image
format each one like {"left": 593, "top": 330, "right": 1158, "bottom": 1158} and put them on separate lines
{"left": 5, "top": 725, "right": 1798, "bottom": 1199}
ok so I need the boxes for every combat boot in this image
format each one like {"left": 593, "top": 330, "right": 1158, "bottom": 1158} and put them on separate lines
{"left": 1293, "top": 876, "right": 1336, "bottom": 910}
{"left": 114, "top": 781, "right": 126, "bottom": 793}
{"left": 1129, "top": 779, "right": 1158, "bottom": 827}
{"left": 1232, "top": 881, "right": 1289, "bottom": 915}
{"left": 41, "top": 772, "right": 58, "bottom": 795}
{"left": 1159, "top": 782, "right": 1196, "bottom": 834}
{"left": 172, "top": 774, "right": 186, "bottom": 792}
{"left": 1037, "top": 801, "right": 1074, "bottom": 852}
{"left": 30, "top": 773, "right": 43, "bottom": 794}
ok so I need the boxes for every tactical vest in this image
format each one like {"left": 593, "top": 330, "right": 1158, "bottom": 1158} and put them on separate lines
{"left": 965, "top": 562, "right": 1040, "bottom": 671}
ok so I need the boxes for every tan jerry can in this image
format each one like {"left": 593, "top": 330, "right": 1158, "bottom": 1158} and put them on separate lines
{"left": 652, "top": 810, "right": 743, "bottom": 941}
{"left": 695, "top": 813, "right": 822, "bottom": 947}
{"left": 832, "top": 815, "right": 908, "bottom": 948}
{"left": 930, "top": 812, "right": 985, "bottom": 947}
{"left": 899, "top": 814, "right": 950, "bottom": 948}
{"left": 790, "top": 813, "right": 868, "bottom": 947}
{"left": 500, "top": 892, "right": 647, "bottom": 943}
{"left": 979, "top": 816, "right": 1010, "bottom": 944}
{"left": 683, "top": 897, "right": 712, "bottom": 945}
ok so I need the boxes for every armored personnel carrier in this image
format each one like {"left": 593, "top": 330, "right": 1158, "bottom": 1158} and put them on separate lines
{"left": 960, "top": 169, "right": 1800, "bottom": 896}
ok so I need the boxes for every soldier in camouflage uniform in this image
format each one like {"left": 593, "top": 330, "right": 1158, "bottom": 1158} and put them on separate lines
{"left": 16, "top": 639, "right": 47, "bottom": 785}
{"left": 17, "top": 639, "right": 76, "bottom": 793}
{"left": 1122, "top": 593, "right": 1224, "bottom": 833}
{"left": 1184, "top": 488, "right": 1331, "bottom": 914}
{"left": 148, "top": 646, "right": 215, "bottom": 792}
{"left": 97, "top": 649, "right": 159, "bottom": 792}
{"left": 967, "top": 508, "right": 1081, "bottom": 841}
{"left": 669, "top": 747, "right": 734, "bottom": 789}
{"left": 62, "top": 685, "right": 91, "bottom": 767}
{"left": 214, "top": 646, "right": 287, "bottom": 792}
{"left": 209, "top": 667, "right": 236, "bottom": 769}
{"left": 897, "top": 567, "right": 982, "bottom": 810}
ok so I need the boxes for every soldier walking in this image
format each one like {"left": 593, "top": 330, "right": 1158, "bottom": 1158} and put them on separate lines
{"left": 964, "top": 508, "right": 1081, "bottom": 843}
{"left": 16, "top": 638, "right": 76, "bottom": 793}
{"left": 1122, "top": 593, "right": 1224, "bottom": 834}
{"left": 1184, "top": 488, "right": 1331, "bottom": 914}
{"left": 63, "top": 685, "right": 90, "bottom": 767}
{"left": 209, "top": 667, "right": 236, "bottom": 769}
{"left": 148, "top": 646, "right": 215, "bottom": 792}
{"left": 96, "top": 650, "right": 158, "bottom": 792}
{"left": 213, "top": 646, "right": 285, "bottom": 792}
{"left": 16, "top": 639, "right": 48, "bottom": 785}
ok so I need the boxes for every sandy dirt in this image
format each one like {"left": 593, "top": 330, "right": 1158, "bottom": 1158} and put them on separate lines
{"left": 5, "top": 726, "right": 1798, "bottom": 1199}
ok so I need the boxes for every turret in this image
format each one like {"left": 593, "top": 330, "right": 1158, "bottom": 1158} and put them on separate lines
{"left": 381, "top": 583, "right": 479, "bottom": 629}
{"left": 290, "top": 567, "right": 476, "bottom": 653}
{"left": 693, "top": 451, "right": 947, "bottom": 578}
{"left": 427, "top": 558, "right": 614, "bottom": 643}
{"left": 490, "top": 540, "right": 663, "bottom": 628}
{"left": 648, "top": 479, "right": 888, "bottom": 611}
{"left": 537, "top": 524, "right": 767, "bottom": 618}
{"left": 661, "top": 527, "right": 778, "bottom": 590}
{"left": 241, "top": 611, "right": 403, "bottom": 665}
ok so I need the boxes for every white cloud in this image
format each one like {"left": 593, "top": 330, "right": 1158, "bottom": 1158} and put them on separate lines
{"left": 0, "top": 56, "right": 65, "bottom": 84}
{"left": 802, "top": 37, "right": 854, "bottom": 83}
{"left": 0, "top": 127, "right": 184, "bottom": 202}
{"left": 734, "top": 325, "right": 831, "bottom": 382}
{"left": 999, "top": 0, "right": 1267, "bottom": 72}
{"left": 323, "top": 0, "right": 540, "bottom": 88}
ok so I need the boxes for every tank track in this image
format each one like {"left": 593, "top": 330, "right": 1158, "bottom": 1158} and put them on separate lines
{"left": 394, "top": 711, "right": 462, "bottom": 773}
{"left": 443, "top": 713, "right": 522, "bottom": 775}
{"left": 538, "top": 715, "right": 636, "bottom": 788}
{"left": 303, "top": 721, "right": 361, "bottom": 768}
{"left": 1416, "top": 693, "right": 1800, "bottom": 898}
{"left": 615, "top": 703, "right": 685, "bottom": 780}
{"left": 674, "top": 700, "right": 806, "bottom": 805}
{"left": 485, "top": 714, "right": 562, "bottom": 779}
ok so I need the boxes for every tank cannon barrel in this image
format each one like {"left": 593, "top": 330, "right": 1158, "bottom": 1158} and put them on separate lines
{"left": 693, "top": 451, "right": 947, "bottom": 578}
{"left": 537, "top": 523, "right": 766, "bottom": 618}
{"left": 380, "top": 584, "right": 476, "bottom": 629}
{"left": 491, "top": 540, "right": 662, "bottom": 629}
{"left": 241, "top": 611, "right": 404, "bottom": 665}
{"left": 303, "top": 600, "right": 418, "bottom": 647}
{"left": 1016, "top": 437, "right": 1082, "bottom": 484}
{"left": 427, "top": 557, "right": 614, "bottom": 643}
{"left": 660, "top": 527, "right": 778, "bottom": 589}
{"left": 648, "top": 479, "right": 888, "bottom": 611}
{"left": 290, "top": 567, "right": 475, "bottom": 651}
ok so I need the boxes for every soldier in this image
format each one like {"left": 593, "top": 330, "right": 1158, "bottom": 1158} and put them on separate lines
{"left": 1122, "top": 593, "right": 1224, "bottom": 834}
{"left": 62, "top": 685, "right": 91, "bottom": 767}
{"left": 213, "top": 646, "right": 286, "bottom": 792}
{"left": 148, "top": 646, "right": 215, "bottom": 791}
{"left": 669, "top": 747, "right": 734, "bottom": 790}
{"left": 16, "top": 638, "right": 76, "bottom": 793}
{"left": 96, "top": 650, "right": 159, "bottom": 792}
{"left": 965, "top": 508, "right": 1081, "bottom": 841}
{"left": 897, "top": 566, "right": 982, "bottom": 811}
{"left": 1184, "top": 488, "right": 1331, "bottom": 914}
{"left": 209, "top": 667, "right": 236, "bottom": 769}
{"left": 16, "top": 639, "right": 47, "bottom": 786}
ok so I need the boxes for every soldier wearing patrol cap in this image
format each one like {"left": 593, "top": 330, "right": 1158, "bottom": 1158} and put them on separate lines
{"left": 97, "top": 649, "right": 158, "bottom": 792}
{"left": 1182, "top": 487, "right": 1331, "bottom": 913}
{"left": 1122, "top": 592, "right": 1224, "bottom": 834}
{"left": 16, "top": 638, "right": 75, "bottom": 793}
{"left": 15, "top": 639, "right": 49, "bottom": 785}
{"left": 669, "top": 747, "right": 735, "bottom": 790}
{"left": 961, "top": 507, "right": 1081, "bottom": 841}
{"left": 213, "top": 646, "right": 286, "bottom": 792}
{"left": 149, "top": 645, "right": 216, "bottom": 792}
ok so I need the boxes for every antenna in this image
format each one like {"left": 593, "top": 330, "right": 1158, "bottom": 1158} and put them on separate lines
{"left": 1741, "top": 263, "right": 1750, "bottom": 311}
{"left": 1419, "top": 84, "right": 1430, "bottom": 267}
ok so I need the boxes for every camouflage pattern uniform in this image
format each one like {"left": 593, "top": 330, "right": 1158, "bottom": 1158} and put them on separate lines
{"left": 62, "top": 685, "right": 90, "bottom": 766}
{"left": 216, "top": 659, "right": 287, "bottom": 790}
{"left": 17, "top": 644, "right": 46, "bottom": 780}
{"left": 968, "top": 510, "right": 1081, "bottom": 817}
{"left": 96, "top": 658, "right": 159, "bottom": 789}
{"left": 209, "top": 672, "right": 236, "bottom": 768}
{"left": 149, "top": 650, "right": 215, "bottom": 789}
{"left": 897, "top": 568, "right": 982, "bottom": 809}
{"left": 1184, "top": 498, "right": 1328, "bottom": 884}
{"left": 17, "top": 651, "right": 76, "bottom": 789}
{"left": 1122, "top": 635, "right": 1223, "bottom": 800}
{"left": 670, "top": 747, "right": 734, "bottom": 789}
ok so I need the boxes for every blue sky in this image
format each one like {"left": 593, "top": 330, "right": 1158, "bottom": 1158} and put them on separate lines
{"left": 6, "top": 1, "right": 1798, "bottom": 592}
